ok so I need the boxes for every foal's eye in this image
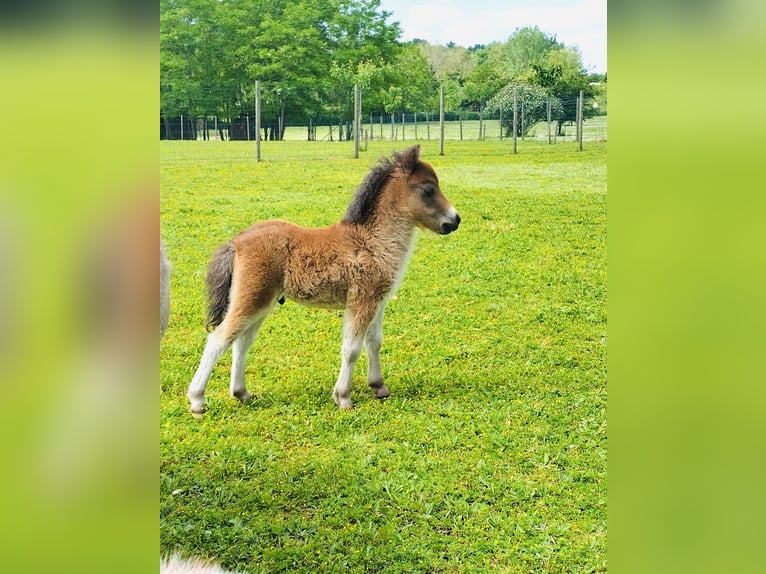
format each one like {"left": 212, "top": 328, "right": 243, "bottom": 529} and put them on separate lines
{"left": 421, "top": 185, "right": 435, "bottom": 197}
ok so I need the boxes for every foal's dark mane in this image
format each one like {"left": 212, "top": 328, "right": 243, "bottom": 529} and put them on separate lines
{"left": 342, "top": 153, "right": 402, "bottom": 224}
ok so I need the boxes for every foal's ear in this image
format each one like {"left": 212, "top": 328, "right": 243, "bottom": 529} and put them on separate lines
{"left": 399, "top": 145, "right": 421, "bottom": 173}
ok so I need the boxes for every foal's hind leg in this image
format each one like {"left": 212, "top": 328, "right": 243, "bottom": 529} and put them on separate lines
{"left": 230, "top": 308, "right": 273, "bottom": 403}
{"left": 229, "top": 322, "right": 258, "bottom": 403}
{"left": 364, "top": 304, "right": 390, "bottom": 400}
{"left": 186, "top": 324, "right": 238, "bottom": 416}
{"left": 187, "top": 309, "right": 255, "bottom": 416}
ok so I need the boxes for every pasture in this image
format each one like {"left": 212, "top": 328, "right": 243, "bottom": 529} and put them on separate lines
{"left": 160, "top": 140, "right": 607, "bottom": 572}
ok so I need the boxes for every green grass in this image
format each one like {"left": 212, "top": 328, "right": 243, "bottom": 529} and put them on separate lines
{"left": 161, "top": 140, "right": 607, "bottom": 573}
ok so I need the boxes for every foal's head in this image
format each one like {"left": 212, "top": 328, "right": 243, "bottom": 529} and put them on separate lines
{"left": 391, "top": 145, "right": 461, "bottom": 235}
{"left": 344, "top": 145, "right": 460, "bottom": 235}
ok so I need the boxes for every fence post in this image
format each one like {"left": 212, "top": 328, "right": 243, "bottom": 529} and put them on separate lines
{"left": 255, "top": 81, "right": 261, "bottom": 161}
{"left": 578, "top": 89, "right": 584, "bottom": 151}
{"left": 439, "top": 84, "right": 445, "bottom": 156}
{"left": 575, "top": 91, "right": 580, "bottom": 144}
{"left": 512, "top": 88, "right": 518, "bottom": 154}
{"left": 180, "top": 113, "right": 184, "bottom": 141}
{"left": 354, "top": 83, "right": 360, "bottom": 158}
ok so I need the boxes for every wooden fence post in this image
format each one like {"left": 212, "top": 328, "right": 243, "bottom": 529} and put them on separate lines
{"left": 439, "top": 84, "right": 445, "bottom": 155}
{"left": 512, "top": 88, "right": 518, "bottom": 154}
{"left": 255, "top": 80, "right": 261, "bottom": 161}
{"left": 578, "top": 89, "right": 584, "bottom": 151}
{"left": 354, "top": 84, "right": 360, "bottom": 158}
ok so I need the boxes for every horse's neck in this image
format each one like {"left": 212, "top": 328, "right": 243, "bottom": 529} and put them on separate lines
{"left": 366, "top": 212, "right": 417, "bottom": 260}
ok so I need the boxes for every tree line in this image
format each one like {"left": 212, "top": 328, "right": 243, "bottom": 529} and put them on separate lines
{"left": 160, "top": 0, "right": 606, "bottom": 140}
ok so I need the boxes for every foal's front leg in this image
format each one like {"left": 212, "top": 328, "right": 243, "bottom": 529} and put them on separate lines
{"left": 332, "top": 303, "right": 378, "bottom": 409}
{"left": 364, "top": 304, "right": 390, "bottom": 400}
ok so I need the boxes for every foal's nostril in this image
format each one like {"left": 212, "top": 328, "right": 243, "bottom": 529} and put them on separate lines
{"left": 440, "top": 214, "right": 461, "bottom": 234}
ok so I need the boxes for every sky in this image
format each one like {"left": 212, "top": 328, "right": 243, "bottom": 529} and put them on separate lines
{"left": 377, "top": 0, "right": 607, "bottom": 74}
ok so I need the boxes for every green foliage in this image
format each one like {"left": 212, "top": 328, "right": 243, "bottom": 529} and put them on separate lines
{"left": 161, "top": 140, "right": 607, "bottom": 573}
{"left": 160, "top": 6, "right": 604, "bottom": 140}
{"left": 389, "top": 43, "right": 438, "bottom": 112}
{"left": 485, "top": 82, "right": 562, "bottom": 137}
{"left": 503, "top": 26, "right": 561, "bottom": 77}
{"left": 535, "top": 47, "right": 596, "bottom": 128}
{"left": 462, "top": 61, "right": 509, "bottom": 108}
{"left": 161, "top": 0, "right": 402, "bottom": 128}
{"left": 417, "top": 41, "right": 475, "bottom": 83}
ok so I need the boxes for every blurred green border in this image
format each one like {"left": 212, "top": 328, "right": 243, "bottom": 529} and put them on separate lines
{"left": 2, "top": 3, "right": 765, "bottom": 572}
{"left": 0, "top": 23, "right": 157, "bottom": 574}
{"left": 610, "top": 2, "right": 766, "bottom": 573}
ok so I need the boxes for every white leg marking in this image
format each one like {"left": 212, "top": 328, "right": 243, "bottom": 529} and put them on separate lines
{"left": 160, "top": 239, "right": 171, "bottom": 340}
{"left": 230, "top": 321, "right": 260, "bottom": 403}
{"left": 365, "top": 304, "right": 390, "bottom": 399}
{"left": 332, "top": 313, "right": 366, "bottom": 409}
{"left": 186, "top": 330, "right": 231, "bottom": 416}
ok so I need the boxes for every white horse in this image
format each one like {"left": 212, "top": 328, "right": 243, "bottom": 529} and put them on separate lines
{"left": 161, "top": 237, "right": 171, "bottom": 339}
{"left": 162, "top": 248, "right": 243, "bottom": 573}
{"left": 161, "top": 554, "right": 244, "bottom": 574}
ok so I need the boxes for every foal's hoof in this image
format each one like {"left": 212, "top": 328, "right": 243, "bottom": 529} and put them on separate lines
{"left": 333, "top": 392, "right": 353, "bottom": 410}
{"left": 232, "top": 390, "right": 253, "bottom": 403}
{"left": 189, "top": 403, "right": 206, "bottom": 419}
{"left": 187, "top": 394, "right": 206, "bottom": 418}
{"left": 369, "top": 380, "right": 391, "bottom": 399}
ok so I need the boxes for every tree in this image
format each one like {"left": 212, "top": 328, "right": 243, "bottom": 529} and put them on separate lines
{"left": 160, "top": 0, "right": 403, "bottom": 140}
{"left": 486, "top": 82, "right": 562, "bottom": 137}
{"left": 588, "top": 73, "right": 607, "bottom": 116}
{"left": 531, "top": 47, "right": 595, "bottom": 135}
{"left": 246, "top": 1, "right": 335, "bottom": 139}
{"left": 462, "top": 65, "right": 506, "bottom": 109}
{"left": 391, "top": 43, "right": 438, "bottom": 114}
{"left": 502, "top": 26, "right": 560, "bottom": 77}
{"left": 417, "top": 41, "right": 475, "bottom": 83}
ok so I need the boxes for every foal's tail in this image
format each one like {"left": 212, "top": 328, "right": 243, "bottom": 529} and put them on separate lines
{"left": 205, "top": 242, "right": 235, "bottom": 331}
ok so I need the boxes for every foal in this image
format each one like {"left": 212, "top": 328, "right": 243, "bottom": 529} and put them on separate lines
{"left": 186, "top": 145, "right": 460, "bottom": 414}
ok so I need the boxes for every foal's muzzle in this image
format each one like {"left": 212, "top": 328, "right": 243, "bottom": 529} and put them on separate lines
{"left": 439, "top": 213, "right": 461, "bottom": 235}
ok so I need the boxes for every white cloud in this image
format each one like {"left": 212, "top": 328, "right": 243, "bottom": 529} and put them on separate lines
{"left": 380, "top": 0, "right": 607, "bottom": 72}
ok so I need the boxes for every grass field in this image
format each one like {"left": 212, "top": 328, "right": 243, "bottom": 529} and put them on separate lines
{"left": 160, "top": 140, "right": 607, "bottom": 573}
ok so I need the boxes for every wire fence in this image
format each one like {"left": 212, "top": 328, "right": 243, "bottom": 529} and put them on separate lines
{"left": 160, "top": 84, "right": 606, "bottom": 163}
